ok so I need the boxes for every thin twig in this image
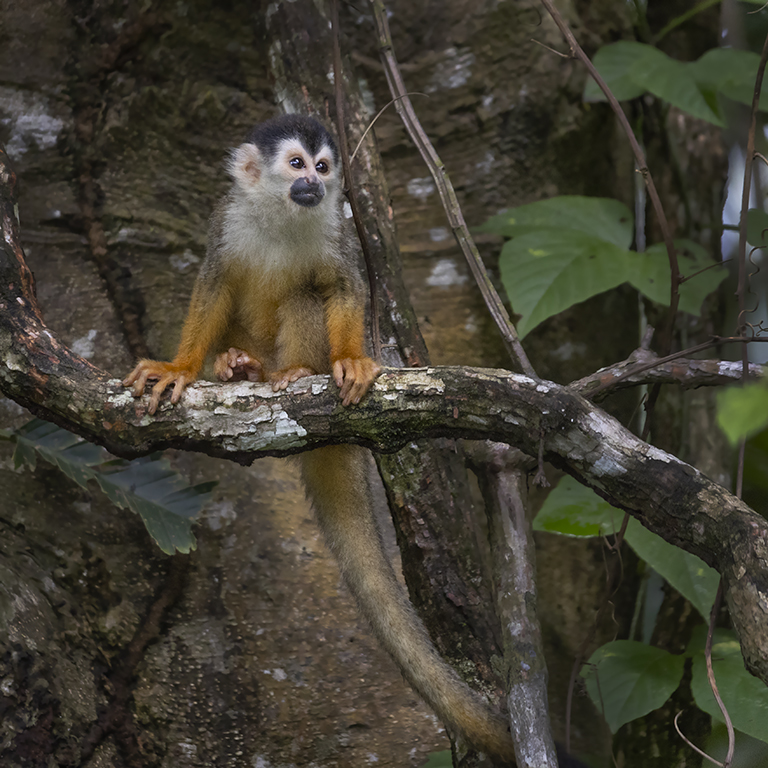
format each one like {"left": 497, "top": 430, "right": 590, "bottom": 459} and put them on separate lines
{"left": 539, "top": 0, "right": 680, "bottom": 355}
{"left": 564, "top": 516, "right": 627, "bottom": 752}
{"left": 706, "top": 581, "right": 735, "bottom": 768}
{"left": 584, "top": 335, "right": 768, "bottom": 399}
{"left": 654, "top": 0, "right": 720, "bottom": 43}
{"left": 735, "top": 30, "right": 768, "bottom": 495}
{"left": 370, "top": 0, "right": 538, "bottom": 379}
{"left": 673, "top": 711, "right": 724, "bottom": 767}
{"left": 679, "top": 257, "right": 733, "bottom": 284}
{"left": 331, "top": 0, "right": 382, "bottom": 361}
{"left": 349, "top": 92, "right": 429, "bottom": 164}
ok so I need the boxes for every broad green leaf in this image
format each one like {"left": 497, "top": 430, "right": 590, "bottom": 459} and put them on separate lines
{"left": 624, "top": 518, "right": 719, "bottom": 619}
{"left": 499, "top": 229, "right": 631, "bottom": 337}
{"left": 629, "top": 46, "right": 723, "bottom": 125}
{"left": 584, "top": 41, "right": 651, "bottom": 103}
{"left": 706, "top": 723, "right": 768, "bottom": 767}
{"left": 534, "top": 478, "right": 719, "bottom": 616}
{"left": 534, "top": 475, "right": 624, "bottom": 537}
{"left": 692, "top": 48, "right": 768, "bottom": 111}
{"left": 481, "top": 196, "right": 633, "bottom": 248}
{"left": 629, "top": 240, "right": 726, "bottom": 315}
{"left": 582, "top": 640, "right": 685, "bottom": 733}
{"left": 586, "top": 42, "right": 768, "bottom": 119}
{"left": 586, "top": 41, "right": 721, "bottom": 123}
{"left": 689, "top": 627, "right": 768, "bottom": 744}
{"left": 717, "top": 383, "right": 768, "bottom": 445}
{"left": 747, "top": 208, "right": 768, "bottom": 248}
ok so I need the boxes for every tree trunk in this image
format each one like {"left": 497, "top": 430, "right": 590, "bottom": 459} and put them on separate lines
{"left": 0, "top": 1, "right": 750, "bottom": 767}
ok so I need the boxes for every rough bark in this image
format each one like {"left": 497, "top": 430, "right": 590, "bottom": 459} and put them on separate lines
{"left": 1, "top": 167, "right": 767, "bottom": 694}
{"left": 0, "top": 0, "right": 753, "bottom": 765}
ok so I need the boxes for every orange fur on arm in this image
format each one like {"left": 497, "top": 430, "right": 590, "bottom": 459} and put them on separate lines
{"left": 172, "top": 277, "right": 234, "bottom": 373}
{"left": 326, "top": 295, "right": 366, "bottom": 363}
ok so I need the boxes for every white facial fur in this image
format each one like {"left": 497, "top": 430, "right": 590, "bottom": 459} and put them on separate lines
{"left": 229, "top": 138, "right": 340, "bottom": 209}
{"left": 222, "top": 136, "right": 343, "bottom": 271}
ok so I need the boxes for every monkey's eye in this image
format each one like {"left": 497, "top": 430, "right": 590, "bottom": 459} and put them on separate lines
{"left": 316, "top": 161, "right": 329, "bottom": 175}
{"left": 289, "top": 157, "right": 305, "bottom": 170}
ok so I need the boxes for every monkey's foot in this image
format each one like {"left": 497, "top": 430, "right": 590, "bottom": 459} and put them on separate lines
{"left": 332, "top": 357, "right": 382, "bottom": 406}
{"left": 214, "top": 348, "right": 264, "bottom": 383}
{"left": 123, "top": 360, "right": 198, "bottom": 415}
{"left": 269, "top": 367, "right": 316, "bottom": 392}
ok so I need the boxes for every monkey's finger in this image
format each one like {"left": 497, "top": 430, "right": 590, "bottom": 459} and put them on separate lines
{"left": 213, "top": 353, "right": 233, "bottom": 381}
{"left": 148, "top": 380, "right": 169, "bottom": 415}
{"left": 341, "top": 376, "right": 366, "bottom": 406}
{"left": 129, "top": 367, "right": 154, "bottom": 398}
{"left": 332, "top": 360, "right": 346, "bottom": 389}
{"left": 122, "top": 368, "right": 139, "bottom": 387}
{"left": 237, "top": 352, "right": 264, "bottom": 381}
{"left": 170, "top": 376, "right": 189, "bottom": 404}
{"left": 146, "top": 373, "right": 179, "bottom": 414}
{"left": 334, "top": 360, "right": 356, "bottom": 402}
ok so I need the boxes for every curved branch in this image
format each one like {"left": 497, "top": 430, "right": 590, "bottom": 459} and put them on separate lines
{"left": 2, "top": 307, "right": 768, "bottom": 688}
{"left": 2, "top": 147, "right": 767, "bottom": 699}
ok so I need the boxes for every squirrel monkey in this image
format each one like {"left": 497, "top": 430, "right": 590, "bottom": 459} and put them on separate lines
{"left": 124, "top": 115, "right": 515, "bottom": 762}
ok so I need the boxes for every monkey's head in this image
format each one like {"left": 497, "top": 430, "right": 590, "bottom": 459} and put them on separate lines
{"left": 229, "top": 115, "right": 341, "bottom": 214}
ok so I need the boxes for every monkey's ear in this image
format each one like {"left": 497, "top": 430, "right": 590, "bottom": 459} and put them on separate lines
{"left": 229, "top": 143, "right": 262, "bottom": 187}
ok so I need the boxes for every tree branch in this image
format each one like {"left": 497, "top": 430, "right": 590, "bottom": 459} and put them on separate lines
{"left": 2, "top": 279, "right": 768, "bottom": 695}
{"left": 3, "top": 117, "right": 768, "bottom": 744}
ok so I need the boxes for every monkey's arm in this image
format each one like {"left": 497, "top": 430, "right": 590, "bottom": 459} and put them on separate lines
{"left": 123, "top": 273, "right": 234, "bottom": 414}
{"left": 326, "top": 288, "right": 381, "bottom": 406}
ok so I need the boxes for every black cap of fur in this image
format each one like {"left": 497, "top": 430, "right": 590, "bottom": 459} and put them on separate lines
{"left": 245, "top": 115, "right": 339, "bottom": 164}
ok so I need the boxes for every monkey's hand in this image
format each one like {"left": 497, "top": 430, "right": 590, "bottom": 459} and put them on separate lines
{"left": 123, "top": 361, "right": 197, "bottom": 415}
{"left": 333, "top": 357, "right": 382, "bottom": 406}
{"left": 214, "top": 348, "right": 264, "bottom": 383}
{"left": 269, "top": 367, "right": 317, "bottom": 392}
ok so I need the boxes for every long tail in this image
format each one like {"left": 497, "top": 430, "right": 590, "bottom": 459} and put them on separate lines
{"left": 301, "top": 445, "right": 516, "bottom": 763}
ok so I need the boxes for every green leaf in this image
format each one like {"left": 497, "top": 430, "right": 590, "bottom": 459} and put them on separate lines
{"left": 689, "top": 627, "right": 768, "bottom": 744}
{"left": 743, "top": 428, "right": 768, "bottom": 513}
{"left": 586, "top": 42, "right": 768, "bottom": 119}
{"left": 584, "top": 41, "right": 651, "bottom": 103}
{"left": 692, "top": 48, "right": 768, "bottom": 111}
{"left": 499, "top": 229, "right": 632, "bottom": 337}
{"left": 97, "top": 455, "right": 212, "bottom": 554}
{"left": 487, "top": 197, "right": 723, "bottom": 335}
{"left": 420, "top": 751, "right": 453, "bottom": 768}
{"left": 717, "top": 383, "right": 768, "bottom": 445}
{"left": 17, "top": 419, "right": 105, "bottom": 489}
{"left": 480, "top": 196, "right": 633, "bottom": 248}
{"left": 534, "top": 475, "right": 624, "bottom": 537}
{"left": 707, "top": 722, "right": 768, "bottom": 767}
{"left": 629, "top": 240, "right": 726, "bottom": 315}
{"left": 534, "top": 478, "right": 719, "bottom": 616}
{"left": 631, "top": 47, "right": 723, "bottom": 125}
{"left": 624, "top": 518, "right": 719, "bottom": 619}
{"left": 582, "top": 640, "right": 685, "bottom": 733}
{"left": 586, "top": 41, "right": 722, "bottom": 123}
{"left": 11, "top": 418, "right": 210, "bottom": 554}
{"left": 747, "top": 208, "right": 768, "bottom": 249}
